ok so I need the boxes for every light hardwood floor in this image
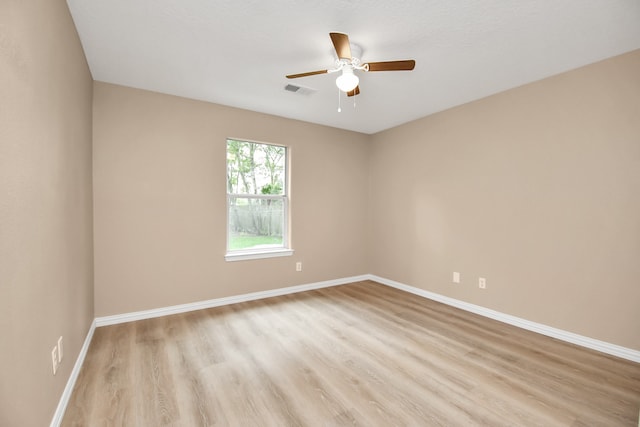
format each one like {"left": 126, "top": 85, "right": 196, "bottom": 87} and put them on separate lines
{"left": 62, "top": 281, "right": 640, "bottom": 426}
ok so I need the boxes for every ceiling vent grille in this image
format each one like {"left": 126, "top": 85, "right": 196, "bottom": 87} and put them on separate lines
{"left": 284, "top": 84, "right": 316, "bottom": 96}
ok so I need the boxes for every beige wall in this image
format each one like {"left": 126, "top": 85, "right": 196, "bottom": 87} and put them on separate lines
{"left": 369, "top": 50, "right": 640, "bottom": 351}
{"left": 0, "top": 0, "right": 94, "bottom": 426}
{"left": 93, "top": 82, "right": 369, "bottom": 316}
{"left": 94, "top": 51, "right": 640, "bottom": 352}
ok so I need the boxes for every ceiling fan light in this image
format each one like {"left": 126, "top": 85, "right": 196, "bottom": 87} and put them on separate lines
{"left": 336, "top": 69, "right": 359, "bottom": 92}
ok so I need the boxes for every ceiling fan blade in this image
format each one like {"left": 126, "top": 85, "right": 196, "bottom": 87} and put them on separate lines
{"left": 286, "top": 69, "right": 328, "bottom": 79}
{"left": 347, "top": 86, "right": 360, "bottom": 97}
{"left": 366, "top": 60, "right": 416, "bottom": 72}
{"left": 330, "top": 32, "right": 352, "bottom": 60}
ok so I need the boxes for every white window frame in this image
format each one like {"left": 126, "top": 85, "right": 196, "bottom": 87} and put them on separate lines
{"left": 225, "top": 139, "right": 293, "bottom": 262}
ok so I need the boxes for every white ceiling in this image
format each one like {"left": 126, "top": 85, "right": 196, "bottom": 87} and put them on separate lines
{"left": 66, "top": 0, "right": 640, "bottom": 134}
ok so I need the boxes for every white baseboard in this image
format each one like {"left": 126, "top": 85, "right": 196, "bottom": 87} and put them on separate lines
{"left": 50, "top": 319, "right": 96, "bottom": 427}
{"left": 95, "top": 275, "right": 370, "bottom": 327}
{"left": 94, "top": 272, "right": 640, "bottom": 362}
{"left": 368, "top": 274, "right": 640, "bottom": 363}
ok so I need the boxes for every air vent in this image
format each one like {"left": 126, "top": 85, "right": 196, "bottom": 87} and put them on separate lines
{"left": 284, "top": 84, "right": 317, "bottom": 96}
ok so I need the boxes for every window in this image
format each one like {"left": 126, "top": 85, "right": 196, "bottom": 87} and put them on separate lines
{"left": 225, "top": 139, "right": 292, "bottom": 261}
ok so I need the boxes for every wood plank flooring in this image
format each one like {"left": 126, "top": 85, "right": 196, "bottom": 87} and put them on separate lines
{"left": 62, "top": 281, "right": 640, "bottom": 426}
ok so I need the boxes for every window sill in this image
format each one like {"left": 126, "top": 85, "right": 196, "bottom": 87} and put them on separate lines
{"left": 225, "top": 248, "right": 294, "bottom": 262}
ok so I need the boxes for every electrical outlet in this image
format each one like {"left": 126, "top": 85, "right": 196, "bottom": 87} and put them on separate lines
{"left": 452, "top": 272, "right": 460, "bottom": 283}
{"left": 57, "top": 336, "right": 63, "bottom": 363}
{"left": 296, "top": 262, "right": 302, "bottom": 272}
{"left": 479, "top": 277, "right": 487, "bottom": 289}
{"left": 51, "top": 347, "right": 58, "bottom": 375}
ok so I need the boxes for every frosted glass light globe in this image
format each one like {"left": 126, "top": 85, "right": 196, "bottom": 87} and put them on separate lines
{"left": 336, "top": 68, "right": 359, "bottom": 92}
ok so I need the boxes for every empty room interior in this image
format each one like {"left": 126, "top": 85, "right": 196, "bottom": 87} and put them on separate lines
{"left": 2, "top": 0, "right": 640, "bottom": 426}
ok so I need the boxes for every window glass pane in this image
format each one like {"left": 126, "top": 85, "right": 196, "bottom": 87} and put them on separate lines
{"left": 226, "top": 140, "right": 285, "bottom": 195}
{"left": 228, "top": 197, "right": 284, "bottom": 251}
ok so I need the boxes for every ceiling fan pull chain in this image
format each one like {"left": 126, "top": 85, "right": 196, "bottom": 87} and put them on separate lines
{"left": 337, "top": 88, "right": 342, "bottom": 112}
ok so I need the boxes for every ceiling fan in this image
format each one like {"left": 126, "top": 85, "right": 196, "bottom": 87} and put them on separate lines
{"left": 286, "top": 32, "right": 416, "bottom": 97}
